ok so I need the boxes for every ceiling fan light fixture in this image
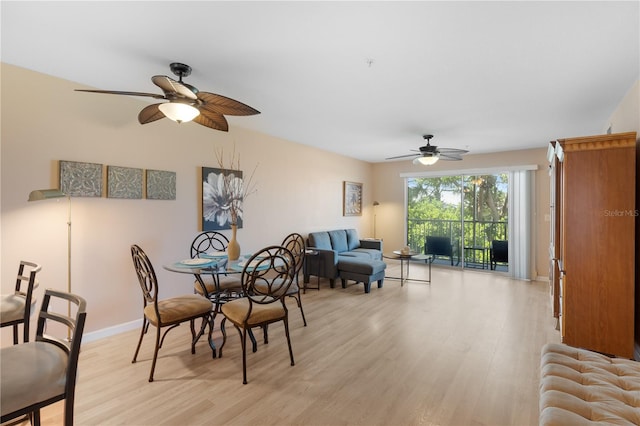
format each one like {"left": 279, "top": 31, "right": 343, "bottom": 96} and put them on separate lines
{"left": 158, "top": 102, "right": 200, "bottom": 123}
{"left": 414, "top": 155, "right": 440, "bottom": 166}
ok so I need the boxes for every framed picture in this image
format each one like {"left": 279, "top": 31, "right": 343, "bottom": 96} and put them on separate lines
{"left": 107, "top": 166, "right": 143, "bottom": 199}
{"left": 201, "top": 167, "right": 244, "bottom": 230}
{"left": 146, "top": 170, "right": 176, "bottom": 200}
{"left": 60, "top": 160, "right": 103, "bottom": 197}
{"left": 343, "top": 181, "right": 362, "bottom": 216}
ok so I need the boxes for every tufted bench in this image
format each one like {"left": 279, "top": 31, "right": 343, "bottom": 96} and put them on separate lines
{"left": 539, "top": 342, "right": 640, "bottom": 425}
{"left": 338, "top": 258, "right": 386, "bottom": 293}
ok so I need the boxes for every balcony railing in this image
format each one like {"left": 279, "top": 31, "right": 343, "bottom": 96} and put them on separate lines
{"left": 407, "top": 218, "right": 508, "bottom": 256}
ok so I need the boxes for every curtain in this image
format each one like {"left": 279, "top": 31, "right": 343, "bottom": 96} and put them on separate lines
{"left": 508, "top": 170, "right": 534, "bottom": 280}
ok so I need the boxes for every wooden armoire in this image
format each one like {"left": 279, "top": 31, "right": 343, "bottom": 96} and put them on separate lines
{"left": 548, "top": 131, "right": 637, "bottom": 359}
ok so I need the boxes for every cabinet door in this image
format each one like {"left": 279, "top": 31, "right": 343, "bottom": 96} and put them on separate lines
{"left": 560, "top": 135, "right": 635, "bottom": 358}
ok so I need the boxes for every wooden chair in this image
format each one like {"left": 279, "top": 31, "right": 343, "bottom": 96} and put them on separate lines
{"left": 0, "top": 261, "right": 41, "bottom": 344}
{"left": 219, "top": 245, "right": 296, "bottom": 384}
{"left": 130, "top": 244, "right": 214, "bottom": 382}
{"left": 490, "top": 240, "right": 508, "bottom": 270}
{"left": 1, "top": 289, "right": 87, "bottom": 426}
{"left": 190, "top": 231, "right": 243, "bottom": 316}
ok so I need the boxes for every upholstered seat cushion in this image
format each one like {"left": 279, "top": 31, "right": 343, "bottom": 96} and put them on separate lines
{"left": 0, "top": 294, "right": 27, "bottom": 323}
{"left": 1, "top": 341, "right": 67, "bottom": 417}
{"left": 540, "top": 343, "right": 640, "bottom": 425}
{"left": 144, "top": 295, "right": 212, "bottom": 326}
{"left": 221, "top": 298, "right": 285, "bottom": 326}
{"left": 194, "top": 274, "right": 242, "bottom": 295}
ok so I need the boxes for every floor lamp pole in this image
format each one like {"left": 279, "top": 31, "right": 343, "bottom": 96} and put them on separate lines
{"left": 27, "top": 189, "right": 72, "bottom": 339}
{"left": 373, "top": 201, "right": 380, "bottom": 239}
{"left": 66, "top": 195, "right": 72, "bottom": 339}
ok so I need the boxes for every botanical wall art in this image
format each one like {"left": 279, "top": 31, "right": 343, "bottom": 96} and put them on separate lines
{"left": 107, "top": 166, "right": 143, "bottom": 199}
{"left": 343, "top": 181, "right": 363, "bottom": 216}
{"left": 60, "top": 160, "right": 103, "bottom": 197}
{"left": 201, "top": 167, "right": 244, "bottom": 230}
{"left": 146, "top": 170, "right": 176, "bottom": 200}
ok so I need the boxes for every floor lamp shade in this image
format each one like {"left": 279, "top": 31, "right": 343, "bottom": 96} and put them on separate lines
{"left": 28, "top": 189, "right": 66, "bottom": 201}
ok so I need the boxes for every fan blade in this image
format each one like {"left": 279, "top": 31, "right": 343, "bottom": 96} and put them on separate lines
{"left": 75, "top": 89, "right": 166, "bottom": 100}
{"left": 197, "top": 92, "right": 260, "bottom": 116}
{"left": 138, "top": 104, "right": 166, "bottom": 124}
{"left": 152, "top": 75, "right": 198, "bottom": 100}
{"left": 438, "top": 147, "right": 469, "bottom": 154}
{"left": 386, "top": 153, "right": 420, "bottom": 160}
{"left": 194, "top": 109, "right": 229, "bottom": 132}
{"left": 439, "top": 153, "right": 464, "bottom": 161}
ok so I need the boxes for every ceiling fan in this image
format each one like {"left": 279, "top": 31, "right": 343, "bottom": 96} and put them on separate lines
{"left": 386, "top": 134, "right": 469, "bottom": 165}
{"left": 75, "top": 62, "right": 260, "bottom": 132}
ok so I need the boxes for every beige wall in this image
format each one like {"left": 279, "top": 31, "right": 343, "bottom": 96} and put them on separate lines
{"left": 0, "top": 64, "right": 374, "bottom": 343}
{"left": 606, "top": 79, "right": 639, "bottom": 134}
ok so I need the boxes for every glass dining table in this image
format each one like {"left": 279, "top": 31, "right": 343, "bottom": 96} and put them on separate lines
{"left": 163, "top": 255, "right": 255, "bottom": 356}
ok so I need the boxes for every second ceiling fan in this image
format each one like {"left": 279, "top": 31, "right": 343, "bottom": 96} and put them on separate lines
{"left": 75, "top": 62, "right": 260, "bottom": 132}
{"left": 386, "top": 134, "right": 469, "bottom": 165}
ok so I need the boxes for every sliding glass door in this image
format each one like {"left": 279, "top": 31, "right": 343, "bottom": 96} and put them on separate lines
{"left": 407, "top": 172, "right": 509, "bottom": 271}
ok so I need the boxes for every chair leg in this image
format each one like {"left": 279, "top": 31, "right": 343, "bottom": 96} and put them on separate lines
{"left": 206, "top": 314, "right": 215, "bottom": 358}
{"left": 219, "top": 317, "right": 228, "bottom": 357}
{"left": 132, "top": 317, "right": 148, "bottom": 363}
{"left": 241, "top": 327, "right": 248, "bottom": 384}
{"left": 289, "top": 292, "right": 307, "bottom": 326}
{"left": 189, "top": 319, "right": 196, "bottom": 354}
{"left": 249, "top": 328, "right": 258, "bottom": 352}
{"left": 64, "top": 390, "right": 75, "bottom": 426}
{"left": 149, "top": 326, "right": 161, "bottom": 382}
{"left": 32, "top": 410, "right": 41, "bottom": 426}
{"left": 283, "top": 317, "right": 295, "bottom": 367}
{"left": 12, "top": 324, "right": 18, "bottom": 345}
{"left": 23, "top": 317, "right": 29, "bottom": 343}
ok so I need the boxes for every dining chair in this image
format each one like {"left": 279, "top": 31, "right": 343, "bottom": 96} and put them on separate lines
{"left": 130, "top": 244, "right": 215, "bottom": 382}
{"left": 0, "top": 260, "right": 41, "bottom": 344}
{"left": 190, "top": 231, "right": 243, "bottom": 315}
{"left": 1, "top": 288, "right": 87, "bottom": 426}
{"left": 279, "top": 233, "right": 307, "bottom": 326}
{"left": 219, "top": 245, "right": 296, "bottom": 384}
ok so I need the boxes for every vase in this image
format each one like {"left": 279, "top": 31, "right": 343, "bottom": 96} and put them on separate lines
{"left": 227, "top": 224, "right": 241, "bottom": 260}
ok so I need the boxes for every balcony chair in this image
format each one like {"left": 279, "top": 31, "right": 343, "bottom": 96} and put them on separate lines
{"left": 424, "top": 236, "right": 456, "bottom": 266}
{"left": 0, "top": 261, "right": 41, "bottom": 344}
{"left": 490, "top": 240, "right": 508, "bottom": 270}
{"left": 130, "top": 244, "right": 214, "bottom": 382}
{"left": 1, "top": 289, "right": 87, "bottom": 426}
{"left": 219, "top": 245, "right": 296, "bottom": 384}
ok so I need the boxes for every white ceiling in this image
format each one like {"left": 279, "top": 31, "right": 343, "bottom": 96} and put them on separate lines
{"left": 2, "top": 1, "right": 638, "bottom": 163}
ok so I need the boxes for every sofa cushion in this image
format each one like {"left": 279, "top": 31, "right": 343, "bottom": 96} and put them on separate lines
{"left": 345, "top": 229, "right": 360, "bottom": 251}
{"left": 310, "top": 232, "right": 332, "bottom": 250}
{"left": 338, "top": 252, "right": 371, "bottom": 260}
{"left": 350, "top": 248, "right": 382, "bottom": 260}
{"left": 338, "top": 258, "right": 386, "bottom": 275}
{"left": 328, "top": 230, "right": 348, "bottom": 253}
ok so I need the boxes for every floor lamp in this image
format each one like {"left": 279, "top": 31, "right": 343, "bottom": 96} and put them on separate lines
{"left": 373, "top": 201, "right": 380, "bottom": 239}
{"left": 28, "top": 189, "right": 71, "bottom": 338}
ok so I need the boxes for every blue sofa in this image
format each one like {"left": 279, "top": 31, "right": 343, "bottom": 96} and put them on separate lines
{"left": 304, "top": 229, "right": 384, "bottom": 290}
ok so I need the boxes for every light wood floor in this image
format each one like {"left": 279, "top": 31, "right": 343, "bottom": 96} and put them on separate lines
{"left": 33, "top": 261, "right": 560, "bottom": 425}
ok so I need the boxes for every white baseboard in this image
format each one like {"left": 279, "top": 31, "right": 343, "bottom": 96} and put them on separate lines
{"left": 83, "top": 319, "right": 142, "bottom": 343}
